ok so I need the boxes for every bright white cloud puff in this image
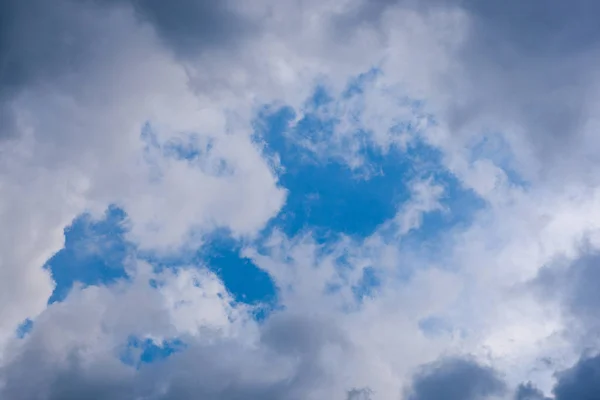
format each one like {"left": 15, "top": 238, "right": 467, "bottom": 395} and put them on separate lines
{"left": 2, "top": 0, "right": 600, "bottom": 399}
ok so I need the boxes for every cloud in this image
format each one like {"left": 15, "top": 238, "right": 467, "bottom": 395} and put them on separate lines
{"left": 3, "top": 0, "right": 600, "bottom": 399}
{"left": 333, "top": 0, "right": 600, "bottom": 186}
{"left": 513, "top": 354, "right": 600, "bottom": 400}
{"left": 515, "top": 382, "right": 550, "bottom": 400}
{"left": 124, "top": 0, "right": 257, "bottom": 58}
{"left": 533, "top": 248, "right": 600, "bottom": 351}
{"left": 405, "top": 357, "right": 507, "bottom": 400}
{"left": 348, "top": 388, "right": 374, "bottom": 400}
{"left": 0, "top": 0, "right": 284, "bottom": 345}
{"left": 0, "top": 265, "right": 356, "bottom": 399}
{"left": 553, "top": 354, "right": 600, "bottom": 400}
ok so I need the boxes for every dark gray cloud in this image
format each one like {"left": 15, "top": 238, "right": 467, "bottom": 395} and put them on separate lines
{"left": 445, "top": 0, "right": 599, "bottom": 174}
{"left": 0, "top": 346, "right": 136, "bottom": 400}
{"left": 124, "top": 0, "right": 256, "bottom": 58}
{"left": 520, "top": 354, "right": 600, "bottom": 400}
{"left": 527, "top": 252, "right": 600, "bottom": 399}
{"left": 553, "top": 354, "right": 600, "bottom": 400}
{"left": 337, "top": 0, "right": 600, "bottom": 181}
{"left": 0, "top": 0, "right": 95, "bottom": 139}
{"left": 514, "top": 382, "right": 551, "bottom": 400}
{"left": 347, "top": 388, "right": 374, "bottom": 399}
{"left": 534, "top": 250, "right": 600, "bottom": 341}
{"left": 0, "top": 314, "right": 350, "bottom": 400}
{"left": 0, "top": 0, "right": 252, "bottom": 86}
{"left": 0, "top": 0, "right": 255, "bottom": 140}
{"left": 559, "top": 253, "right": 600, "bottom": 330}
{"left": 0, "top": 0, "right": 93, "bottom": 89}
{"left": 460, "top": 0, "right": 600, "bottom": 56}
{"left": 405, "top": 357, "right": 507, "bottom": 400}
{"left": 338, "top": 0, "right": 600, "bottom": 55}
{"left": 453, "top": 0, "right": 600, "bottom": 177}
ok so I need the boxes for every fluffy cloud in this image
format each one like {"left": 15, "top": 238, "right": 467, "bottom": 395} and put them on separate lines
{"left": 552, "top": 354, "right": 600, "bottom": 400}
{"left": 515, "top": 383, "right": 551, "bottom": 400}
{"left": 346, "top": 0, "right": 600, "bottom": 184}
{"left": 0, "top": 0, "right": 284, "bottom": 346}
{"left": 405, "top": 358, "right": 506, "bottom": 400}
{"left": 3, "top": 0, "right": 600, "bottom": 399}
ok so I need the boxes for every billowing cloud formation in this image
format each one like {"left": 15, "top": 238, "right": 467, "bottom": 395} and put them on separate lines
{"left": 344, "top": 0, "right": 600, "bottom": 181}
{"left": 406, "top": 358, "right": 506, "bottom": 400}
{"left": 514, "top": 354, "right": 600, "bottom": 400}
{"left": 407, "top": 355, "right": 600, "bottom": 400}
{"left": 3, "top": 0, "right": 600, "bottom": 399}
{"left": 515, "top": 383, "right": 550, "bottom": 400}
{"left": 553, "top": 354, "right": 600, "bottom": 400}
{"left": 0, "top": 0, "right": 285, "bottom": 345}
{"left": 348, "top": 388, "right": 374, "bottom": 400}
{"left": 125, "top": 0, "right": 257, "bottom": 56}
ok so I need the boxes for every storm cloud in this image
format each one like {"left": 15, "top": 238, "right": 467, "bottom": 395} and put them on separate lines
{"left": 405, "top": 358, "right": 506, "bottom": 400}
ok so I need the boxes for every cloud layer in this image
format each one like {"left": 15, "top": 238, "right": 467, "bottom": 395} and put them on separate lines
{"left": 2, "top": 0, "right": 600, "bottom": 399}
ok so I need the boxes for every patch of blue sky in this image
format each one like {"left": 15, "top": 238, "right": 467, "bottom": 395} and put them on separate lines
{"left": 138, "top": 229, "right": 278, "bottom": 313}
{"left": 44, "top": 205, "right": 130, "bottom": 304}
{"left": 198, "top": 231, "right": 278, "bottom": 309}
{"left": 251, "top": 81, "right": 486, "bottom": 303}
{"left": 120, "top": 336, "right": 186, "bottom": 368}
{"left": 254, "top": 97, "right": 483, "bottom": 246}
{"left": 255, "top": 105, "right": 415, "bottom": 241}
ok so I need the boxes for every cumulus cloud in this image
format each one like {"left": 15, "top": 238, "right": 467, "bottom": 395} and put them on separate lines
{"left": 0, "top": 0, "right": 284, "bottom": 345}
{"left": 515, "top": 382, "right": 551, "bottom": 400}
{"left": 3, "top": 0, "right": 600, "bottom": 399}
{"left": 514, "top": 353, "right": 600, "bottom": 400}
{"left": 124, "top": 0, "right": 257, "bottom": 57}
{"left": 0, "top": 262, "right": 357, "bottom": 399}
{"left": 552, "top": 354, "right": 600, "bottom": 400}
{"left": 339, "top": 0, "right": 600, "bottom": 183}
{"left": 405, "top": 357, "right": 506, "bottom": 400}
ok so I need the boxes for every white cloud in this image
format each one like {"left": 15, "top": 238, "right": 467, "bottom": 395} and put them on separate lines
{"left": 3, "top": 0, "right": 600, "bottom": 398}
{"left": 0, "top": 0, "right": 285, "bottom": 347}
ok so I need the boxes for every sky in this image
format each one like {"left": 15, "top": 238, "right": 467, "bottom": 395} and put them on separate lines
{"left": 2, "top": 0, "right": 600, "bottom": 399}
